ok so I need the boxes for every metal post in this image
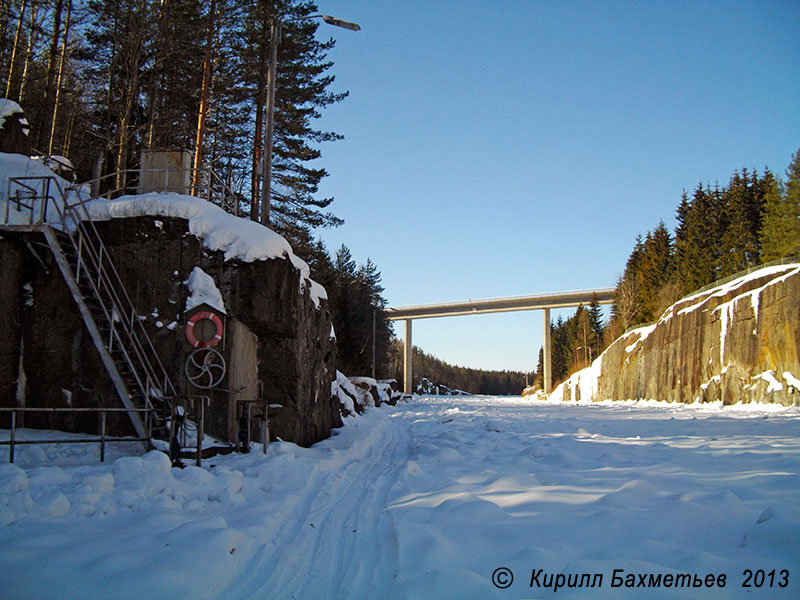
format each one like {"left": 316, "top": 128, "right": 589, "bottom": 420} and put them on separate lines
{"left": 263, "top": 400, "right": 268, "bottom": 455}
{"left": 100, "top": 410, "right": 106, "bottom": 462}
{"left": 372, "top": 309, "right": 376, "bottom": 379}
{"left": 404, "top": 319, "right": 413, "bottom": 394}
{"left": 261, "top": 19, "right": 280, "bottom": 226}
{"left": 196, "top": 397, "right": 204, "bottom": 467}
{"left": 543, "top": 308, "right": 552, "bottom": 394}
{"left": 9, "top": 410, "right": 16, "bottom": 463}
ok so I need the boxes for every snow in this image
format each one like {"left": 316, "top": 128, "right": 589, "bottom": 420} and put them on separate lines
{"left": 754, "top": 371, "right": 784, "bottom": 393}
{"left": 784, "top": 372, "right": 800, "bottom": 392}
{"left": 547, "top": 354, "right": 604, "bottom": 403}
{"left": 711, "top": 265, "right": 800, "bottom": 363}
{"left": 184, "top": 266, "right": 226, "bottom": 314}
{"left": 0, "top": 99, "right": 24, "bottom": 131}
{"left": 333, "top": 370, "right": 358, "bottom": 415}
{"left": 85, "top": 192, "right": 328, "bottom": 308}
{"left": 31, "top": 155, "right": 74, "bottom": 174}
{"left": 623, "top": 323, "right": 657, "bottom": 354}
{"left": 677, "top": 264, "right": 800, "bottom": 317}
{"left": 2, "top": 395, "right": 799, "bottom": 599}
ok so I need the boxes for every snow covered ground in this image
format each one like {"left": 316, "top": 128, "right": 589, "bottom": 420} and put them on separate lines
{"left": 2, "top": 396, "right": 799, "bottom": 599}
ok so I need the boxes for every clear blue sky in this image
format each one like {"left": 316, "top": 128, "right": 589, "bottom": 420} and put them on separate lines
{"left": 310, "top": 0, "right": 800, "bottom": 374}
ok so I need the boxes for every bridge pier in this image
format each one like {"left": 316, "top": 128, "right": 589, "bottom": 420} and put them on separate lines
{"left": 386, "top": 287, "right": 614, "bottom": 398}
{"left": 543, "top": 308, "right": 551, "bottom": 394}
{"left": 404, "top": 319, "right": 413, "bottom": 394}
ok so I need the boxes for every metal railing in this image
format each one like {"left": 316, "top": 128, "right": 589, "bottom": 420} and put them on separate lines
{"left": 689, "top": 255, "right": 800, "bottom": 297}
{"left": 3, "top": 176, "right": 62, "bottom": 224}
{"left": 3, "top": 175, "right": 178, "bottom": 438}
{"left": 0, "top": 407, "right": 155, "bottom": 463}
{"left": 81, "top": 167, "right": 241, "bottom": 216}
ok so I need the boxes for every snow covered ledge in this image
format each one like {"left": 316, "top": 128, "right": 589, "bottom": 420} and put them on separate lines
{"left": 85, "top": 192, "right": 327, "bottom": 308}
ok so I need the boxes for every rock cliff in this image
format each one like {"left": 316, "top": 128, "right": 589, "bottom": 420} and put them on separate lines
{"left": 1, "top": 195, "right": 341, "bottom": 447}
{"left": 551, "top": 263, "right": 800, "bottom": 405}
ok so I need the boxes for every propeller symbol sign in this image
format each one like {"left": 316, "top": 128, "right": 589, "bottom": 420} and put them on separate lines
{"left": 184, "top": 348, "right": 227, "bottom": 389}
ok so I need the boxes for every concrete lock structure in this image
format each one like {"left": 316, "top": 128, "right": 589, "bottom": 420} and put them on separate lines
{"left": 386, "top": 288, "right": 615, "bottom": 395}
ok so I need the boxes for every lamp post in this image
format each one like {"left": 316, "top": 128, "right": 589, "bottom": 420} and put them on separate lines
{"left": 261, "top": 13, "right": 360, "bottom": 227}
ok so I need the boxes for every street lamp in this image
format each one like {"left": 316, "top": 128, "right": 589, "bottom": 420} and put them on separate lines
{"left": 260, "top": 13, "right": 360, "bottom": 226}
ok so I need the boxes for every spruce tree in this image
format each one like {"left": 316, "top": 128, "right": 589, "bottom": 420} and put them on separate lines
{"left": 248, "top": 0, "right": 348, "bottom": 235}
{"left": 761, "top": 150, "right": 800, "bottom": 261}
{"left": 588, "top": 293, "right": 605, "bottom": 357}
{"left": 680, "top": 184, "right": 719, "bottom": 292}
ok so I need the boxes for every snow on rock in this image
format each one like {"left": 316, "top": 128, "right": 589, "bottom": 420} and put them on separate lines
{"left": 0, "top": 99, "right": 24, "bottom": 130}
{"left": 623, "top": 323, "right": 657, "bottom": 354}
{"left": 784, "top": 371, "right": 800, "bottom": 392}
{"left": 331, "top": 373, "right": 402, "bottom": 416}
{"left": 332, "top": 371, "right": 364, "bottom": 416}
{"left": 754, "top": 370, "right": 784, "bottom": 393}
{"left": 550, "top": 263, "right": 800, "bottom": 406}
{"left": 0, "top": 153, "right": 327, "bottom": 309}
{"left": 548, "top": 353, "right": 604, "bottom": 403}
{"left": 184, "top": 266, "right": 226, "bottom": 314}
{"left": 85, "top": 192, "right": 327, "bottom": 308}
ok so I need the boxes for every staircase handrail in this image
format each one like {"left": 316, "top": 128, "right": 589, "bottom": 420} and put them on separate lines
{"left": 60, "top": 186, "right": 178, "bottom": 400}
{"left": 4, "top": 175, "right": 177, "bottom": 406}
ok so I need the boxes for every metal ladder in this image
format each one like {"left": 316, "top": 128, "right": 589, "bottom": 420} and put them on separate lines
{"left": 5, "top": 176, "right": 176, "bottom": 442}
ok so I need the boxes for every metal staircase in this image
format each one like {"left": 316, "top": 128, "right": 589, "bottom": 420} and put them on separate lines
{"left": 4, "top": 176, "right": 176, "bottom": 441}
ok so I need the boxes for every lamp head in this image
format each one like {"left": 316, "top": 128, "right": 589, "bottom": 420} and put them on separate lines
{"left": 321, "top": 14, "right": 361, "bottom": 31}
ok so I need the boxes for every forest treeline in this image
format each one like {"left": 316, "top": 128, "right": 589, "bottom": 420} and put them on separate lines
{"left": 1, "top": 0, "right": 346, "bottom": 238}
{"left": 396, "top": 344, "right": 531, "bottom": 396}
{"left": 533, "top": 148, "right": 800, "bottom": 391}
{"left": 321, "top": 149, "right": 800, "bottom": 394}
{"left": 3, "top": 1, "right": 797, "bottom": 395}
{"left": 296, "top": 241, "right": 532, "bottom": 397}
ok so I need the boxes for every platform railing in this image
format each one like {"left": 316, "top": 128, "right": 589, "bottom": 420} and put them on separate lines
{"left": 0, "top": 407, "right": 155, "bottom": 463}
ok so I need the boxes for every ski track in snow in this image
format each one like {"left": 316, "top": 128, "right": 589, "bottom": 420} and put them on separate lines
{"left": 2, "top": 396, "right": 800, "bottom": 599}
{"left": 223, "top": 415, "right": 408, "bottom": 600}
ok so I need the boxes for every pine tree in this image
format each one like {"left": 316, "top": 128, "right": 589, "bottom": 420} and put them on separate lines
{"left": 679, "top": 183, "right": 720, "bottom": 292}
{"left": 551, "top": 316, "right": 570, "bottom": 385}
{"left": 84, "top": 0, "right": 157, "bottom": 188}
{"left": 144, "top": 0, "right": 206, "bottom": 152}
{"left": 242, "top": 0, "right": 348, "bottom": 234}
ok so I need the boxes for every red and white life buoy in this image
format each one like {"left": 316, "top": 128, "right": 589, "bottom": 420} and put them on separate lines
{"left": 184, "top": 311, "right": 224, "bottom": 348}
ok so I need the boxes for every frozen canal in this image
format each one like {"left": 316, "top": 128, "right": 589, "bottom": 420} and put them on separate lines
{"left": 2, "top": 395, "right": 799, "bottom": 599}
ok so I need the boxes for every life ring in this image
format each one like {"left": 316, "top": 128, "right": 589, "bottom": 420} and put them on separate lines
{"left": 185, "top": 311, "right": 224, "bottom": 348}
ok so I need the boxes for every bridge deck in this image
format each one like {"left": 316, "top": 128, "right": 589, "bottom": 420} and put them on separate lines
{"left": 386, "top": 288, "right": 615, "bottom": 320}
{"left": 386, "top": 287, "right": 616, "bottom": 396}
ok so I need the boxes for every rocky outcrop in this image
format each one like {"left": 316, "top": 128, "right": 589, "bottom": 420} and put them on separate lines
{"left": 0, "top": 100, "right": 30, "bottom": 154}
{"left": 332, "top": 372, "right": 403, "bottom": 416}
{"left": 0, "top": 213, "right": 340, "bottom": 447}
{"left": 552, "top": 264, "right": 800, "bottom": 405}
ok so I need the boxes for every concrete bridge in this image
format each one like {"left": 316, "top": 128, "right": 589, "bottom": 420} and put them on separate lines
{"left": 385, "top": 288, "right": 615, "bottom": 395}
